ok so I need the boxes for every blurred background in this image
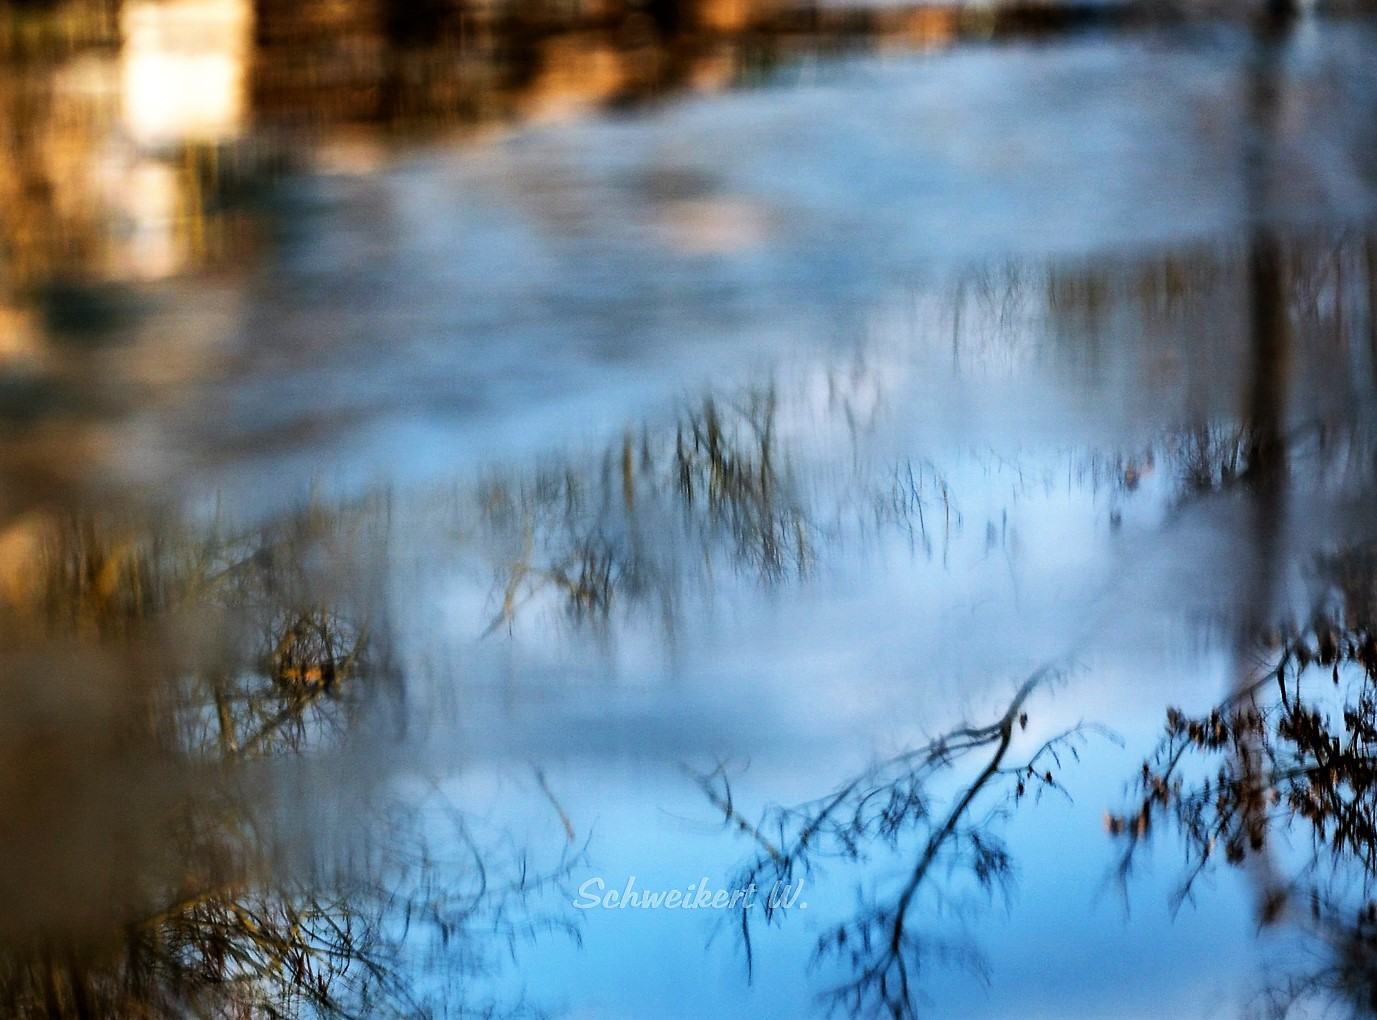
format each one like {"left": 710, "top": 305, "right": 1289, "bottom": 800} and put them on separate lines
{"left": 2, "top": 0, "right": 1377, "bottom": 1017}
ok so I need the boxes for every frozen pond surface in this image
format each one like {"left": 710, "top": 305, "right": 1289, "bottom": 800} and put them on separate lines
{"left": 2, "top": 5, "right": 1377, "bottom": 1019}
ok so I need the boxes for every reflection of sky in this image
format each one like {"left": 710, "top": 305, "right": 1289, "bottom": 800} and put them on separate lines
{"left": 354, "top": 213, "right": 1373, "bottom": 1004}
{"left": 409, "top": 408, "right": 1278, "bottom": 1015}
{"left": 459, "top": 739, "right": 1260, "bottom": 1018}
{"left": 14, "top": 14, "right": 1377, "bottom": 1018}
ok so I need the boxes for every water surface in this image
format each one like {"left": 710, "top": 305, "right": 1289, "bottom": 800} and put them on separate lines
{"left": 3, "top": 3, "right": 1377, "bottom": 1018}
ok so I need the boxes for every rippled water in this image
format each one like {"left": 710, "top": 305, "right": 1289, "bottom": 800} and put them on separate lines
{"left": 3, "top": 2, "right": 1377, "bottom": 1018}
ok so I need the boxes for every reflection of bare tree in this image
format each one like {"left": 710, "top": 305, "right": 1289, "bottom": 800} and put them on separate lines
{"left": 699, "top": 665, "right": 1103, "bottom": 1019}
{"left": 0, "top": 499, "right": 577, "bottom": 1020}
{"left": 478, "top": 384, "right": 950, "bottom": 637}
{"left": 1101, "top": 61, "right": 1377, "bottom": 990}
{"left": 18, "top": 501, "right": 391, "bottom": 760}
{"left": 1110, "top": 540, "right": 1377, "bottom": 1015}
{"left": 477, "top": 389, "right": 805, "bottom": 637}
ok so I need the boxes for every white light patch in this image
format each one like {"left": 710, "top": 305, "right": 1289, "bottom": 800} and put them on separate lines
{"left": 120, "top": 0, "right": 252, "bottom": 148}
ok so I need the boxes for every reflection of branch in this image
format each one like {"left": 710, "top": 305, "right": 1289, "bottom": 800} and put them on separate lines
{"left": 824, "top": 668, "right": 1065, "bottom": 1018}
{"left": 704, "top": 663, "right": 1103, "bottom": 1018}
{"left": 889, "top": 671, "right": 1043, "bottom": 942}
{"left": 535, "top": 767, "right": 576, "bottom": 842}
{"left": 234, "top": 623, "right": 367, "bottom": 761}
{"left": 1112, "top": 602, "right": 1377, "bottom": 927}
{"left": 687, "top": 762, "right": 781, "bottom": 863}
{"left": 482, "top": 523, "right": 533, "bottom": 638}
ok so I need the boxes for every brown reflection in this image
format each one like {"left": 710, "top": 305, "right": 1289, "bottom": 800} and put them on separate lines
{"left": 1050, "top": 230, "right": 1377, "bottom": 521}
{"left": 0, "top": 2, "right": 262, "bottom": 296}
{"left": 0, "top": 0, "right": 1149, "bottom": 301}
{"left": 250, "top": 0, "right": 1120, "bottom": 135}
{"left": 0, "top": 497, "right": 577, "bottom": 1019}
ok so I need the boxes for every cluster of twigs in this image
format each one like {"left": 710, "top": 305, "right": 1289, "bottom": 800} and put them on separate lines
{"left": 478, "top": 387, "right": 811, "bottom": 636}
{"left": 1104, "top": 532, "right": 1377, "bottom": 1017}
{"left": 1111, "top": 612, "right": 1377, "bottom": 908}
{"left": 479, "top": 384, "right": 950, "bottom": 637}
{"left": 0, "top": 499, "right": 578, "bottom": 1020}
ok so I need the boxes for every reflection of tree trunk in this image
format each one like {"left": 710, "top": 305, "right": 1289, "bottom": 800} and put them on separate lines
{"left": 1366, "top": 234, "right": 1377, "bottom": 387}
{"left": 1243, "top": 234, "right": 1288, "bottom": 491}
{"left": 1236, "top": 19, "right": 1290, "bottom": 668}
{"left": 1234, "top": 22, "right": 1292, "bottom": 923}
